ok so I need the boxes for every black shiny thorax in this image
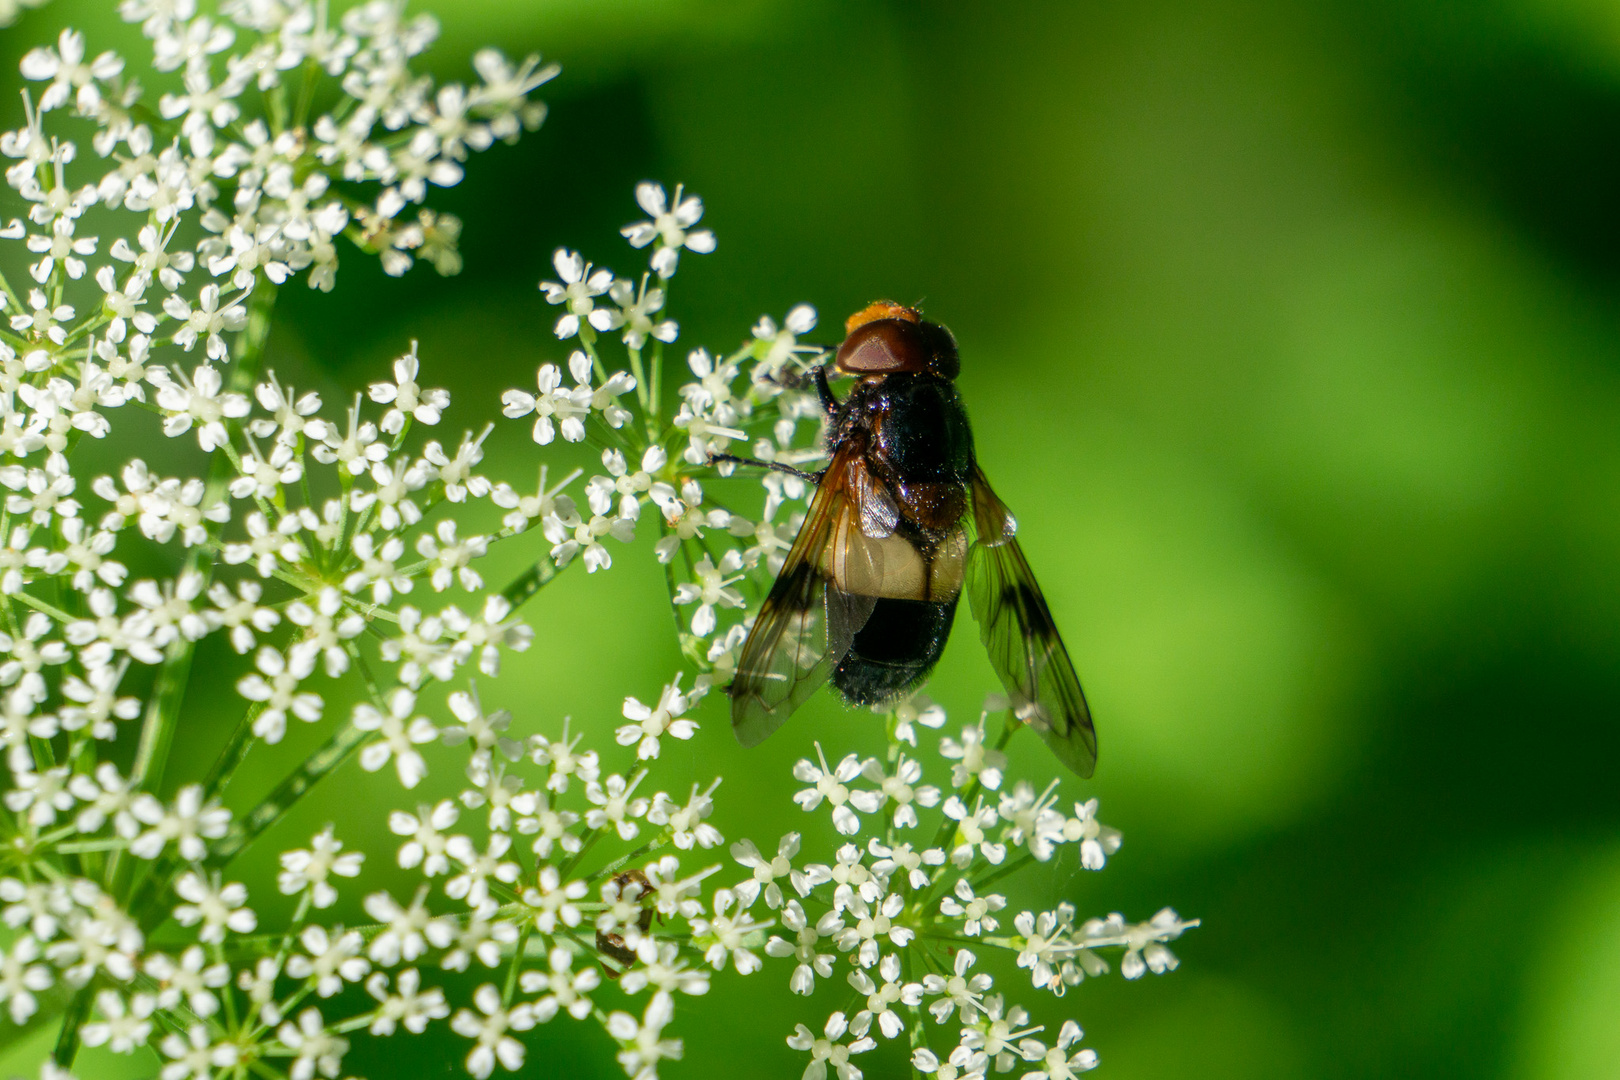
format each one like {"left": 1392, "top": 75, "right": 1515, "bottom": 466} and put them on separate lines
{"left": 832, "top": 372, "right": 976, "bottom": 486}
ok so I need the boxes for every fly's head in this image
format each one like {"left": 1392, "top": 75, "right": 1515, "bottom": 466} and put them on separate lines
{"left": 836, "top": 300, "right": 959, "bottom": 381}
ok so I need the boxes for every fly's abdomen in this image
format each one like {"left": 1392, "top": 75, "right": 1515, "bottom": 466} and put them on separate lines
{"left": 831, "top": 596, "right": 959, "bottom": 706}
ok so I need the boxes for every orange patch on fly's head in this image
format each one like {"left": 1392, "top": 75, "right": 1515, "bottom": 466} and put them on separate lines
{"left": 845, "top": 301, "right": 921, "bottom": 335}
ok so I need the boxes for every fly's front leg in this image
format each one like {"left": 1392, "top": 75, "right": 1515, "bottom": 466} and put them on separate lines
{"left": 813, "top": 363, "right": 839, "bottom": 416}
{"left": 708, "top": 453, "right": 826, "bottom": 484}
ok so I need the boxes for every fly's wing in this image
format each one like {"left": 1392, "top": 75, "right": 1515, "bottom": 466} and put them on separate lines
{"left": 730, "top": 449, "right": 879, "bottom": 747}
{"left": 966, "top": 467, "right": 1097, "bottom": 778}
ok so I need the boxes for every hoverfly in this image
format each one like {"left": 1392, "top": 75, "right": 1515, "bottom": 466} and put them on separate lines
{"left": 720, "top": 301, "right": 1096, "bottom": 778}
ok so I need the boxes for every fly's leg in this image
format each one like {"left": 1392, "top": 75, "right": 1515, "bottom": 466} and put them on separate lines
{"left": 709, "top": 453, "right": 826, "bottom": 484}
{"left": 813, "top": 363, "right": 839, "bottom": 416}
{"left": 762, "top": 361, "right": 840, "bottom": 416}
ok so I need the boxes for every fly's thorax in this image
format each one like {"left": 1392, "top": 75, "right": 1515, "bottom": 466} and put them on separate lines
{"left": 863, "top": 373, "right": 975, "bottom": 487}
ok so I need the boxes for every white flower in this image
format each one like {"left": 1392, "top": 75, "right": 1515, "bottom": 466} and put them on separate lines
{"left": 450, "top": 984, "right": 534, "bottom": 1079}
{"left": 146, "top": 946, "right": 229, "bottom": 1018}
{"left": 235, "top": 646, "right": 321, "bottom": 744}
{"left": 415, "top": 518, "right": 487, "bottom": 592}
{"left": 1118, "top": 908, "right": 1198, "bottom": 980}
{"left": 801, "top": 842, "right": 881, "bottom": 914}
{"left": 20, "top": 29, "right": 124, "bottom": 114}
{"left": 943, "top": 795, "right": 1006, "bottom": 867}
{"left": 690, "top": 887, "right": 770, "bottom": 974}
{"left": 163, "top": 285, "right": 247, "bottom": 360}
{"left": 750, "top": 303, "right": 818, "bottom": 383}
{"left": 731, "top": 831, "right": 800, "bottom": 909}
{"left": 222, "top": 510, "right": 306, "bottom": 576}
{"left": 285, "top": 586, "right": 365, "bottom": 677}
{"left": 390, "top": 800, "right": 460, "bottom": 875}
{"left": 538, "top": 248, "right": 616, "bottom": 338}
{"left": 128, "top": 785, "right": 230, "bottom": 861}
{"left": 206, "top": 579, "right": 281, "bottom": 653}
{"left": 887, "top": 692, "right": 946, "bottom": 746}
{"left": 364, "top": 887, "right": 446, "bottom": 967}
{"left": 172, "top": 872, "right": 256, "bottom": 944}
{"left": 156, "top": 364, "right": 250, "bottom": 451}
{"left": 922, "top": 948, "right": 993, "bottom": 1024}
{"left": 4, "top": 767, "right": 74, "bottom": 827}
{"left": 912, "top": 1044, "right": 991, "bottom": 1080}
{"left": 502, "top": 361, "right": 590, "bottom": 445}
{"left": 278, "top": 825, "right": 364, "bottom": 908}
{"left": 0, "top": 935, "right": 52, "bottom": 1023}
{"left": 286, "top": 924, "right": 369, "bottom": 998}
{"left": 940, "top": 718, "right": 1007, "bottom": 790}
{"left": 9, "top": 289, "right": 74, "bottom": 344}
{"left": 81, "top": 989, "right": 155, "bottom": 1054}
{"left": 5, "top": 468, "right": 79, "bottom": 527}
{"left": 366, "top": 968, "right": 450, "bottom": 1036}
{"left": 353, "top": 688, "right": 438, "bottom": 788}
{"left": 847, "top": 953, "right": 922, "bottom": 1040}
{"left": 867, "top": 838, "right": 946, "bottom": 891}
{"left": 1024, "top": 1020, "right": 1097, "bottom": 1080}
{"left": 521, "top": 944, "right": 600, "bottom": 1021}
{"left": 961, "top": 995, "right": 1045, "bottom": 1073}
{"left": 764, "top": 899, "right": 840, "bottom": 996}
{"left": 251, "top": 372, "right": 328, "bottom": 445}
{"left": 584, "top": 771, "right": 649, "bottom": 840}
{"left": 277, "top": 1008, "right": 348, "bottom": 1080}
{"left": 940, "top": 879, "right": 1006, "bottom": 937}
{"left": 620, "top": 181, "right": 715, "bottom": 278}
{"left": 522, "top": 866, "right": 586, "bottom": 933}
{"left": 793, "top": 743, "right": 870, "bottom": 836}
{"left": 672, "top": 550, "right": 745, "bottom": 636}
{"left": 443, "top": 833, "right": 520, "bottom": 908}
{"left": 343, "top": 533, "right": 412, "bottom": 604}
{"left": 1060, "top": 798, "right": 1123, "bottom": 870}
{"left": 368, "top": 342, "right": 448, "bottom": 433}
{"left": 857, "top": 754, "right": 940, "bottom": 829}
{"left": 606, "top": 992, "right": 683, "bottom": 1079}
{"left": 608, "top": 273, "right": 677, "bottom": 348}
{"left": 228, "top": 438, "right": 301, "bottom": 500}
{"left": 314, "top": 396, "right": 388, "bottom": 475}
{"left": 834, "top": 891, "right": 914, "bottom": 969}
{"left": 1013, "top": 907, "right": 1078, "bottom": 992}
{"left": 158, "top": 1025, "right": 238, "bottom": 1080}
{"left": 490, "top": 464, "right": 579, "bottom": 531}
{"left": 616, "top": 674, "right": 697, "bottom": 759}
{"left": 528, "top": 717, "right": 599, "bottom": 793}
{"left": 786, "top": 1011, "right": 874, "bottom": 1080}
{"left": 647, "top": 778, "right": 723, "bottom": 850}
{"left": 422, "top": 424, "right": 492, "bottom": 501}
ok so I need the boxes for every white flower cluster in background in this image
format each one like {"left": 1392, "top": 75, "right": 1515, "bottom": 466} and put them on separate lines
{"left": 0, "top": 2, "right": 1196, "bottom": 1078}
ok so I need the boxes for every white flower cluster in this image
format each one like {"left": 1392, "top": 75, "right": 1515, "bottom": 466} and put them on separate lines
{"left": 732, "top": 695, "right": 1194, "bottom": 1080}
{"left": 0, "top": 3, "right": 1197, "bottom": 1076}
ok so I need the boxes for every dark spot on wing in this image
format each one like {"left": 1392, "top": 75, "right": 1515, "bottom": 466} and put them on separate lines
{"left": 770, "top": 562, "right": 822, "bottom": 611}
{"left": 1013, "top": 582, "right": 1058, "bottom": 637}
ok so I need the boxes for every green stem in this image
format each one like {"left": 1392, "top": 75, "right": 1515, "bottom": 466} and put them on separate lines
{"left": 112, "top": 280, "right": 280, "bottom": 895}
{"left": 970, "top": 850, "right": 1035, "bottom": 893}
{"left": 207, "top": 719, "right": 370, "bottom": 868}
{"left": 503, "top": 924, "right": 532, "bottom": 1007}
{"left": 125, "top": 635, "right": 198, "bottom": 797}
{"left": 202, "top": 702, "right": 267, "bottom": 798}
{"left": 501, "top": 553, "right": 559, "bottom": 610}
{"left": 51, "top": 983, "right": 95, "bottom": 1069}
{"left": 8, "top": 591, "right": 76, "bottom": 625}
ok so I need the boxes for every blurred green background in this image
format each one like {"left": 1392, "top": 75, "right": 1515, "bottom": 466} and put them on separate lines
{"left": 10, "top": 0, "right": 1620, "bottom": 1076}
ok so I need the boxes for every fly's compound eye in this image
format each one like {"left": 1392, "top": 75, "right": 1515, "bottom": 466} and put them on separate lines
{"left": 836, "top": 319, "right": 932, "bottom": 375}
